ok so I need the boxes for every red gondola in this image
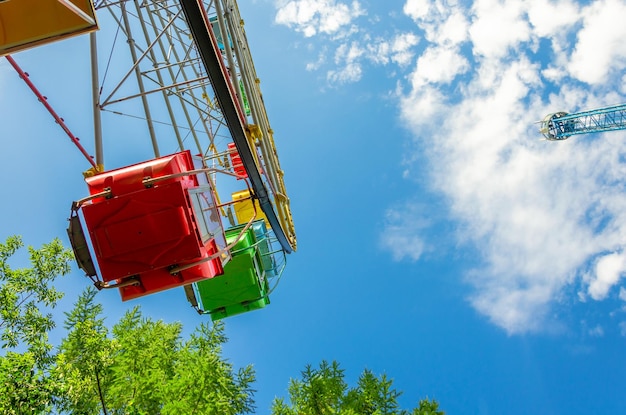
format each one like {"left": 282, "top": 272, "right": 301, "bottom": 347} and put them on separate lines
{"left": 68, "top": 150, "right": 227, "bottom": 300}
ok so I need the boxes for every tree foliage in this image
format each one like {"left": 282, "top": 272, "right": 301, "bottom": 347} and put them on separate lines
{"left": 0, "top": 236, "right": 72, "bottom": 414}
{"left": 55, "top": 287, "right": 113, "bottom": 414}
{"left": 410, "top": 399, "right": 445, "bottom": 415}
{"left": 0, "top": 236, "right": 71, "bottom": 361}
{"left": 271, "top": 360, "right": 444, "bottom": 415}
{"left": 57, "top": 290, "right": 255, "bottom": 415}
{"left": 0, "top": 236, "right": 444, "bottom": 415}
{"left": 0, "top": 236, "right": 255, "bottom": 415}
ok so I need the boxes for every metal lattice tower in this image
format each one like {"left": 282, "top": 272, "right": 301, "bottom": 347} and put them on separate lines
{"left": 92, "top": 0, "right": 296, "bottom": 252}
{"left": 540, "top": 103, "right": 626, "bottom": 141}
{"left": 0, "top": 0, "right": 296, "bottom": 310}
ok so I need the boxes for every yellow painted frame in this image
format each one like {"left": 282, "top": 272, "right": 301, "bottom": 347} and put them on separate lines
{"left": 232, "top": 189, "right": 269, "bottom": 227}
{"left": 0, "top": 0, "right": 98, "bottom": 56}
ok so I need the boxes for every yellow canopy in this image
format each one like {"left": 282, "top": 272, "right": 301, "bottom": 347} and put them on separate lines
{"left": 0, "top": 0, "right": 97, "bottom": 56}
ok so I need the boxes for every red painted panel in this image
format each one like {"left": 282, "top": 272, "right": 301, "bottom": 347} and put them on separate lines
{"left": 79, "top": 150, "right": 224, "bottom": 300}
{"left": 82, "top": 181, "right": 201, "bottom": 281}
{"left": 86, "top": 150, "right": 197, "bottom": 197}
{"left": 119, "top": 239, "right": 224, "bottom": 301}
{"left": 228, "top": 143, "right": 247, "bottom": 179}
{"left": 94, "top": 205, "right": 190, "bottom": 259}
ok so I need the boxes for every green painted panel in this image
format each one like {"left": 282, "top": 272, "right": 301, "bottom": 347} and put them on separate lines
{"left": 207, "top": 297, "right": 270, "bottom": 321}
{"left": 252, "top": 221, "right": 275, "bottom": 278}
{"left": 195, "top": 221, "right": 270, "bottom": 320}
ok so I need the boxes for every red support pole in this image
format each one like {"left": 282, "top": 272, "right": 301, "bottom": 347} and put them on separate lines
{"left": 5, "top": 54, "right": 97, "bottom": 169}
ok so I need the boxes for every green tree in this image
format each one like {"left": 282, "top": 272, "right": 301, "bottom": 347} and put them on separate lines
{"left": 161, "top": 322, "right": 255, "bottom": 415}
{"left": 271, "top": 360, "right": 444, "bottom": 415}
{"left": 273, "top": 360, "right": 346, "bottom": 415}
{"left": 0, "top": 236, "right": 444, "bottom": 415}
{"left": 55, "top": 287, "right": 114, "bottom": 414}
{"left": 106, "top": 307, "right": 181, "bottom": 414}
{"left": 410, "top": 399, "right": 444, "bottom": 415}
{"left": 0, "top": 236, "right": 73, "bottom": 414}
{"left": 57, "top": 289, "right": 255, "bottom": 415}
{"left": 343, "top": 369, "right": 402, "bottom": 414}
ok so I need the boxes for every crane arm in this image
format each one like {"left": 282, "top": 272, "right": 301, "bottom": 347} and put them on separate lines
{"left": 540, "top": 103, "right": 626, "bottom": 140}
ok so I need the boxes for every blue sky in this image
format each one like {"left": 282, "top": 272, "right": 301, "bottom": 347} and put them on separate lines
{"left": 2, "top": 0, "right": 626, "bottom": 413}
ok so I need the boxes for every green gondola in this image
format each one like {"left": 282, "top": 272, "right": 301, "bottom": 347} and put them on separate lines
{"left": 192, "top": 220, "right": 282, "bottom": 321}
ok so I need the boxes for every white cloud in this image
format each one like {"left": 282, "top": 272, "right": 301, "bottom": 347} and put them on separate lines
{"left": 541, "top": 66, "right": 567, "bottom": 83}
{"left": 322, "top": 33, "right": 420, "bottom": 84}
{"left": 399, "top": 85, "right": 446, "bottom": 127}
{"left": 588, "top": 324, "right": 605, "bottom": 337}
{"left": 403, "top": 0, "right": 432, "bottom": 21}
{"left": 394, "top": 0, "right": 626, "bottom": 334}
{"left": 568, "top": 0, "right": 626, "bottom": 84}
{"left": 409, "top": 46, "right": 469, "bottom": 87}
{"left": 380, "top": 231, "right": 427, "bottom": 263}
{"left": 327, "top": 61, "right": 362, "bottom": 83}
{"left": 390, "top": 33, "right": 421, "bottom": 67}
{"left": 274, "top": 0, "right": 626, "bottom": 333}
{"left": 469, "top": 0, "right": 531, "bottom": 58}
{"left": 471, "top": 281, "right": 556, "bottom": 333}
{"left": 436, "top": 11, "right": 469, "bottom": 46}
{"left": 306, "top": 50, "right": 327, "bottom": 71}
{"left": 527, "top": 0, "right": 580, "bottom": 38}
{"left": 403, "top": 71, "right": 626, "bottom": 333}
{"left": 333, "top": 41, "right": 363, "bottom": 64}
{"left": 586, "top": 252, "right": 626, "bottom": 300}
{"left": 367, "top": 33, "right": 420, "bottom": 67}
{"left": 404, "top": 0, "right": 468, "bottom": 46}
{"left": 274, "top": 3, "right": 421, "bottom": 84}
{"left": 275, "top": 0, "right": 365, "bottom": 37}
{"left": 327, "top": 41, "right": 363, "bottom": 83}
{"left": 380, "top": 203, "right": 430, "bottom": 262}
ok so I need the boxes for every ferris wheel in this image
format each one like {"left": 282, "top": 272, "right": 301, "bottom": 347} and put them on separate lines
{"left": 0, "top": 0, "right": 297, "bottom": 321}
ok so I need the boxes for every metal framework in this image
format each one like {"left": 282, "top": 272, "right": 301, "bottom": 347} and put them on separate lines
{"left": 540, "top": 103, "right": 626, "bottom": 141}
{"left": 92, "top": 0, "right": 296, "bottom": 252}
{"left": 5, "top": 55, "right": 98, "bottom": 169}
